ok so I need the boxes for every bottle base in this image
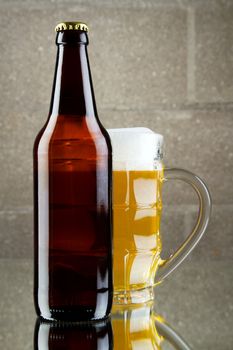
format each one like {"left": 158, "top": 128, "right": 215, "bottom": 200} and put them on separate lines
{"left": 38, "top": 307, "right": 111, "bottom": 322}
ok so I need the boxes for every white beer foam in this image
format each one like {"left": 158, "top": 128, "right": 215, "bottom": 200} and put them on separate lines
{"left": 107, "top": 128, "right": 163, "bottom": 170}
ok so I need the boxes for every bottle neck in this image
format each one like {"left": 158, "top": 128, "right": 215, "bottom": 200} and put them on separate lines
{"left": 49, "top": 31, "right": 97, "bottom": 116}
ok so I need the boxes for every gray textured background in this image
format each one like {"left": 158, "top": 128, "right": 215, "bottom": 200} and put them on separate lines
{"left": 0, "top": 0, "right": 233, "bottom": 349}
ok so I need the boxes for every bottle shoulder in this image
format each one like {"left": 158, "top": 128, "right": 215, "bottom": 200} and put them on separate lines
{"left": 34, "top": 114, "right": 111, "bottom": 156}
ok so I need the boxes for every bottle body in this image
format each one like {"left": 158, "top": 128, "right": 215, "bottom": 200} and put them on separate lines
{"left": 34, "top": 27, "right": 112, "bottom": 321}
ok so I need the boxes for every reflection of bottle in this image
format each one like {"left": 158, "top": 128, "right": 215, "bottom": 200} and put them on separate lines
{"left": 34, "top": 318, "right": 113, "bottom": 349}
{"left": 111, "top": 303, "right": 191, "bottom": 350}
{"left": 33, "top": 21, "right": 112, "bottom": 321}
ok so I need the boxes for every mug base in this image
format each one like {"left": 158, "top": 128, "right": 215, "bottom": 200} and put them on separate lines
{"left": 113, "top": 286, "right": 154, "bottom": 305}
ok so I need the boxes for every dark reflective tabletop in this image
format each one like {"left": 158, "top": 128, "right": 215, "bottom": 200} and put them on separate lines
{"left": 0, "top": 258, "right": 231, "bottom": 349}
{"left": 34, "top": 303, "right": 191, "bottom": 350}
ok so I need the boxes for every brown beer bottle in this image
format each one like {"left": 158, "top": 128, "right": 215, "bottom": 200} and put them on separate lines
{"left": 33, "top": 22, "right": 112, "bottom": 321}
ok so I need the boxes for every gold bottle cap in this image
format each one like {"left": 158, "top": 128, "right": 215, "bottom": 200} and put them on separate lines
{"left": 55, "top": 22, "right": 89, "bottom": 32}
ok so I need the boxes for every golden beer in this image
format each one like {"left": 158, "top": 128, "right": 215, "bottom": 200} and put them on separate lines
{"left": 113, "top": 169, "right": 163, "bottom": 301}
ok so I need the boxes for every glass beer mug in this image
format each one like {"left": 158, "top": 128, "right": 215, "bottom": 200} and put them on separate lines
{"left": 108, "top": 128, "right": 211, "bottom": 304}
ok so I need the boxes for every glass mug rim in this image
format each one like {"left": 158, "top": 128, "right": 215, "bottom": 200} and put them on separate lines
{"left": 107, "top": 127, "right": 211, "bottom": 305}
{"left": 108, "top": 127, "right": 164, "bottom": 167}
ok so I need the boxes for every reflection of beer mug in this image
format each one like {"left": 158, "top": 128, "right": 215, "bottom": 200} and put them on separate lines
{"left": 112, "top": 303, "right": 191, "bottom": 349}
{"left": 108, "top": 128, "right": 211, "bottom": 304}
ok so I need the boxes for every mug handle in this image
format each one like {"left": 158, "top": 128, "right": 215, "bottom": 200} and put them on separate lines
{"left": 155, "top": 168, "right": 211, "bottom": 283}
